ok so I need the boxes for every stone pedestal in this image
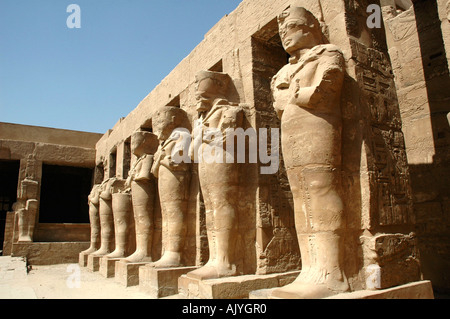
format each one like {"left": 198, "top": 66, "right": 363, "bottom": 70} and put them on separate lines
{"left": 87, "top": 254, "right": 101, "bottom": 272}
{"left": 249, "top": 280, "right": 434, "bottom": 299}
{"left": 115, "top": 260, "right": 149, "bottom": 287}
{"left": 79, "top": 252, "right": 88, "bottom": 267}
{"left": 178, "top": 271, "right": 300, "bottom": 299}
{"left": 99, "top": 257, "right": 122, "bottom": 278}
{"left": 11, "top": 242, "right": 89, "bottom": 266}
{"left": 139, "top": 265, "right": 198, "bottom": 298}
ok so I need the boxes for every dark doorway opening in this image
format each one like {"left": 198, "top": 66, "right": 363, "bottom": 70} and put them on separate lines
{"left": 0, "top": 160, "right": 20, "bottom": 253}
{"left": 39, "top": 164, "right": 93, "bottom": 223}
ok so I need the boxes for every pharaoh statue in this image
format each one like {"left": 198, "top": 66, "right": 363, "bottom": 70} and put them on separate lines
{"left": 16, "top": 155, "right": 39, "bottom": 242}
{"left": 80, "top": 184, "right": 102, "bottom": 255}
{"left": 150, "top": 106, "right": 192, "bottom": 268}
{"left": 16, "top": 179, "right": 39, "bottom": 242}
{"left": 104, "top": 178, "right": 135, "bottom": 259}
{"left": 91, "top": 178, "right": 116, "bottom": 257}
{"left": 124, "top": 130, "right": 159, "bottom": 263}
{"left": 186, "top": 70, "right": 244, "bottom": 280}
{"left": 270, "top": 7, "right": 348, "bottom": 298}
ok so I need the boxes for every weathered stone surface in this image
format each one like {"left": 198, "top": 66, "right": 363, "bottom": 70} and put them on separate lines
{"left": 11, "top": 242, "right": 89, "bottom": 265}
{"left": 87, "top": 254, "right": 101, "bottom": 272}
{"left": 99, "top": 257, "right": 121, "bottom": 278}
{"left": 3, "top": 0, "right": 450, "bottom": 298}
{"left": 253, "top": 280, "right": 433, "bottom": 299}
{"left": 114, "top": 260, "right": 148, "bottom": 287}
{"left": 139, "top": 265, "right": 198, "bottom": 298}
{"left": 178, "top": 271, "right": 300, "bottom": 299}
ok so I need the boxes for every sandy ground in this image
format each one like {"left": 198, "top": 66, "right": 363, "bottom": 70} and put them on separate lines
{"left": 2, "top": 256, "right": 448, "bottom": 300}
{"left": 0, "top": 256, "right": 152, "bottom": 299}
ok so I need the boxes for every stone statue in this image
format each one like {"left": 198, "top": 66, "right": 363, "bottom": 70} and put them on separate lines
{"left": 16, "top": 155, "right": 39, "bottom": 242}
{"left": 16, "top": 178, "right": 39, "bottom": 242}
{"left": 186, "top": 70, "right": 244, "bottom": 280}
{"left": 270, "top": 7, "right": 348, "bottom": 298}
{"left": 91, "top": 178, "right": 116, "bottom": 257}
{"left": 150, "top": 106, "right": 192, "bottom": 268}
{"left": 80, "top": 184, "right": 101, "bottom": 255}
{"left": 447, "top": 1, "right": 450, "bottom": 21}
{"left": 104, "top": 179, "right": 135, "bottom": 259}
{"left": 124, "top": 130, "right": 159, "bottom": 263}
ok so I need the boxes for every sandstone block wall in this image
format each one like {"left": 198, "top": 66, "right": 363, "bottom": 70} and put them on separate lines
{"left": 382, "top": 0, "right": 450, "bottom": 293}
{"left": 90, "top": 0, "right": 436, "bottom": 293}
{"left": 0, "top": 122, "right": 102, "bottom": 257}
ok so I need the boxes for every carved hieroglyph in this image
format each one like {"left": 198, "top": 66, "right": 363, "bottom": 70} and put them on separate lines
{"left": 270, "top": 7, "right": 348, "bottom": 298}
{"left": 80, "top": 184, "right": 101, "bottom": 255}
{"left": 150, "top": 106, "right": 192, "bottom": 268}
{"left": 124, "top": 130, "right": 159, "bottom": 263}
{"left": 186, "top": 70, "right": 245, "bottom": 280}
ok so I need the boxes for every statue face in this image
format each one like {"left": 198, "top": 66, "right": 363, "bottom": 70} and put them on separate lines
{"left": 278, "top": 8, "right": 321, "bottom": 55}
{"left": 279, "top": 19, "right": 319, "bottom": 54}
{"left": 153, "top": 112, "right": 174, "bottom": 141}
{"left": 195, "top": 78, "right": 218, "bottom": 113}
{"left": 131, "top": 131, "right": 158, "bottom": 156}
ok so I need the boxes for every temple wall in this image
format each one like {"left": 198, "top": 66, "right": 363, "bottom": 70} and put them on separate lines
{"left": 91, "top": 0, "right": 446, "bottom": 292}
{"left": 0, "top": 122, "right": 102, "bottom": 261}
{"left": 382, "top": 0, "right": 450, "bottom": 293}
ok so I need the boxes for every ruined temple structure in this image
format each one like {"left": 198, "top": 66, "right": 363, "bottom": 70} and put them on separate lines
{"left": 0, "top": 122, "right": 103, "bottom": 264}
{"left": 2, "top": 0, "right": 450, "bottom": 299}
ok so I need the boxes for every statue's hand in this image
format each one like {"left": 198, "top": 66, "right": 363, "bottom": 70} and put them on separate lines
{"left": 290, "top": 85, "right": 321, "bottom": 109}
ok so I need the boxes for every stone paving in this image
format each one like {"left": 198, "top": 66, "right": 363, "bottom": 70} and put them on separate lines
{"left": 0, "top": 256, "right": 151, "bottom": 299}
{"left": 0, "top": 256, "right": 36, "bottom": 298}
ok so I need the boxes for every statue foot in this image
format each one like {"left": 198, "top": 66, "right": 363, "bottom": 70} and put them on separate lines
{"left": 187, "top": 261, "right": 237, "bottom": 280}
{"left": 105, "top": 249, "right": 127, "bottom": 259}
{"left": 18, "top": 235, "right": 33, "bottom": 243}
{"left": 80, "top": 246, "right": 98, "bottom": 255}
{"left": 125, "top": 250, "right": 152, "bottom": 263}
{"left": 271, "top": 268, "right": 349, "bottom": 299}
{"left": 150, "top": 252, "right": 182, "bottom": 268}
{"left": 92, "top": 247, "right": 111, "bottom": 257}
{"left": 271, "top": 281, "right": 336, "bottom": 299}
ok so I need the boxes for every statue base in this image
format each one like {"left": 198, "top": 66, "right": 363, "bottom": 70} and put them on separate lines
{"left": 78, "top": 252, "right": 88, "bottom": 267}
{"left": 86, "top": 254, "right": 101, "bottom": 272}
{"left": 249, "top": 280, "right": 434, "bottom": 299}
{"left": 115, "top": 260, "right": 149, "bottom": 287}
{"left": 99, "top": 257, "right": 123, "bottom": 278}
{"left": 139, "top": 265, "right": 199, "bottom": 298}
{"left": 177, "top": 271, "right": 300, "bottom": 299}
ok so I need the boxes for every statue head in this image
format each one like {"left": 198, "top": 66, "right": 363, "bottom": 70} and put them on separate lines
{"left": 152, "top": 106, "right": 190, "bottom": 141}
{"left": 131, "top": 130, "right": 159, "bottom": 157}
{"left": 195, "top": 70, "right": 230, "bottom": 113}
{"left": 277, "top": 7, "right": 323, "bottom": 56}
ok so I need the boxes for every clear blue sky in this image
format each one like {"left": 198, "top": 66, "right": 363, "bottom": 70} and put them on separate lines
{"left": 0, "top": 0, "right": 241, "bottom": 134}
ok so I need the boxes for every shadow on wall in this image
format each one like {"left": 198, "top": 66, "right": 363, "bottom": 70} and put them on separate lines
{"left": 411, "top": 0, "right": 450, "bottom": 294}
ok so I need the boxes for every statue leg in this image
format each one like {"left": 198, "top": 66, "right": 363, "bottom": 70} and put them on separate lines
{"left": 93, "top": 198, "right": 114, "bottom": 256}
{"left": 81, "top": 202, "right": 100, "bottom": 254}
{"left": 125, "top": 180, "right": 154, "bottom": 263}
{"left": 106, "top": 193, "right": 132, "bottom": 258}
{"left": 152, "top": 167, "right": 190, "bottom": 268}
{"left": 18, "top": 199, "right": 38, "bottom": 242}
{"left": 17, "top": 208, "right": 31, "bottom": 242}
{"left": 187, "top": 162, "right": 238, "bottom": 280}
{"left": 272, "top": 166, "right": 349, "bottom": 298}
